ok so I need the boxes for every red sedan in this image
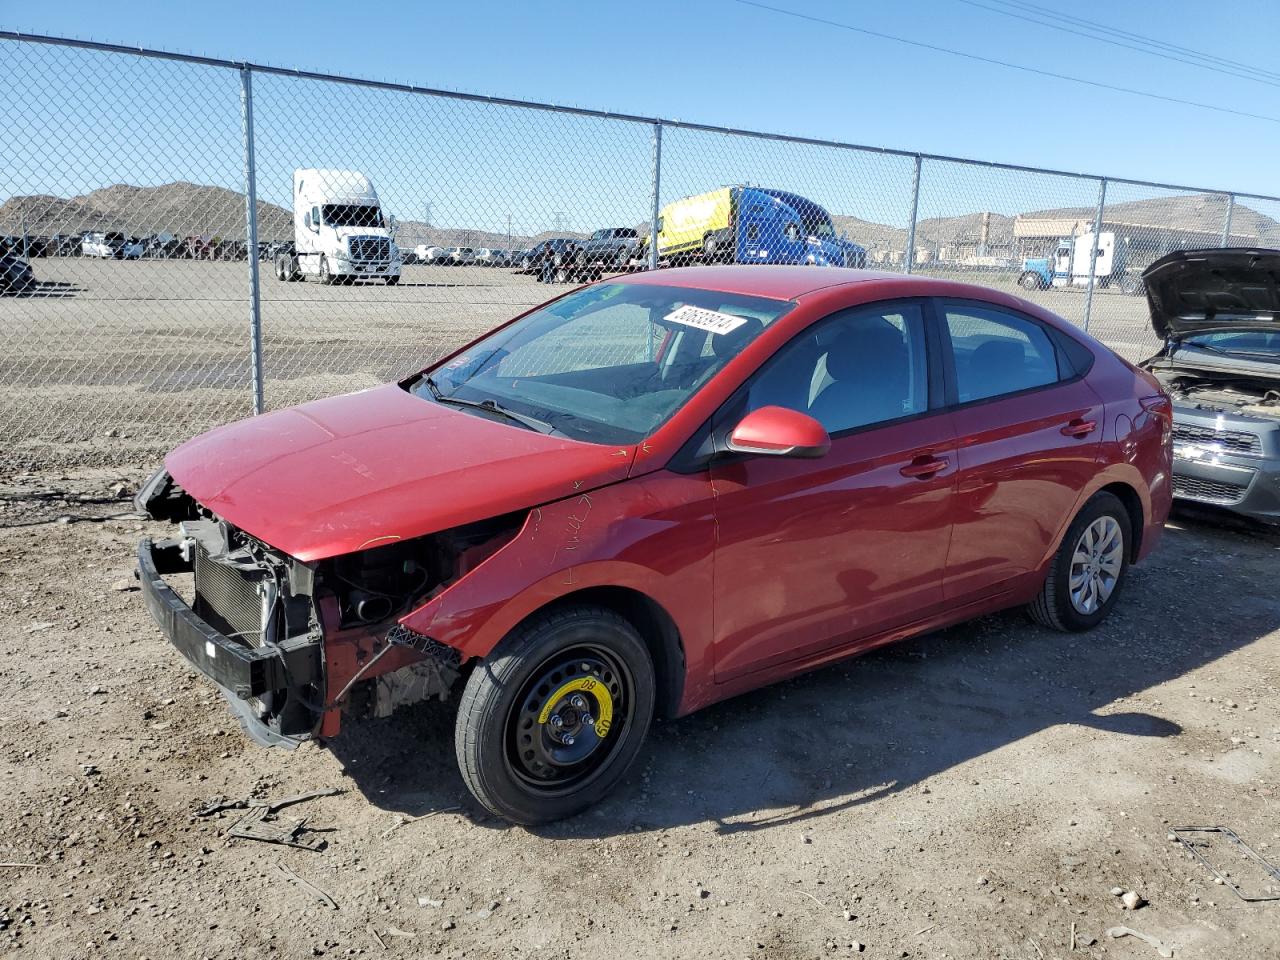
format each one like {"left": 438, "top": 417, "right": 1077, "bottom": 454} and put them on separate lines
{"left": 136, "top": 266, "right": 1172, "bottom": 824}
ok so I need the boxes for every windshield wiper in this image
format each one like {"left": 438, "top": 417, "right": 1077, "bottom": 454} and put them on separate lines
{"left": 1184, "top": 341, "right": 1279, "bottom": 361}
{"left": 422, "top": 376, "right": 557, "bottom": 434}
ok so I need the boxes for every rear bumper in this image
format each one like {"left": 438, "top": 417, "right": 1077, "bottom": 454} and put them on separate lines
{"left": 138, "top": 538, "right": 290, "bottom": 699}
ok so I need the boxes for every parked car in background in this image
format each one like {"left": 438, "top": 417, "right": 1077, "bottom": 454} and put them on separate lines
{"left": 16, "top": 236, "right": 51, "bottom": 258}
{"left": 519, "top": 237, "right": 581, "bottom": 280}
{"left": 51, "top": 234, "right": 81, "bottom": 256}
{"left": 1140, "top": 248, "right": 1280, "bottom": 523}
{"left": 136, "top": 265, "right": 1170, "bottom": 825}
{"left": 0, "top": 252, "right": 35, "bottom": 293}
{"left": 82, "top": 231, "right": 128, "bottom": 259}
{"left": 261, "top": 239, "right": 295, "bottom": 263}
{"left": 653, "top": 186, "right": 866, "bottom": 268}
{"left": 145, "top": 233, "right": 181, "bottom": 259}
{"left": 578, "top": 227, "right": 641, "bottom": 268}
{"left": 473, "top": 247, "right": 510, "bottom": 267}
{"left": 122, "top": 237, "right": 144, "bottom": 260}
{"left": 416, "top": 245, "right": 448, "bottom": 265}
{"left": 399, "top": 248, "right": 419, "bottom": 266}
{"left": 445, "top": 246, "right": 476, "bottom": 266}
{"left": 509, "top": 248, "right": 530, "bottom": 268}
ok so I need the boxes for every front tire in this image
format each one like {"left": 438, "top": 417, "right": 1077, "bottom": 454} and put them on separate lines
{"left": 1018, "top": 271, "right": 1045, "bottom": 291}
{"left": 454, "top": 605, "right": 656, "bottom": 825}
{"left": 319, "top": 256, "right": 334, "bottom": 285}
{"left": 1028, "top": 491, "right": 1131, "bottom": 632}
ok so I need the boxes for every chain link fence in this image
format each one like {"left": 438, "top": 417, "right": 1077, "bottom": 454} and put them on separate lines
{"left": 3, "top": 32, "right": 1279, "bottom": 508}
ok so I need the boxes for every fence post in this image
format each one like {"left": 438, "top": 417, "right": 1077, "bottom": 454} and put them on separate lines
{"left": 239, "top": 64, "right": 265, "bottom": 415}
{"left": 1220, "top": 193, "right": 1234, "bottom": 248}
{"left": 1082, "top": 177, "right": 1106, "bottom": 333}
{"left": 903, "top": 154, "right": 922, "bottom": 274}
{"left": 648, "top": 121, "right": 663, "bottom": 271}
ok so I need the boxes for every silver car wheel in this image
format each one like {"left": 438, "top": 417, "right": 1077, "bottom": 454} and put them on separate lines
{"left": 1068, "top": 516, "right": 1124, "bottom": 615}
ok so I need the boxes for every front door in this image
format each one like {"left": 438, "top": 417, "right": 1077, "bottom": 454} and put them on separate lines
{"left": 709, "top": 300, "right": 956, "bottom": 682}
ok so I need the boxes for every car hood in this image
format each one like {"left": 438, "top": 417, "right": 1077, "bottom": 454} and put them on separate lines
{"left": 165, "top": 384, "right": 636, "bottom": 562}
{"left": 1143, "top": 248, "right": 1280, "bottom": 340}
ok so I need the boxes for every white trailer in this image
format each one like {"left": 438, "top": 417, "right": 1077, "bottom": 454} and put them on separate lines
{"left": 275, "top": 169, "right": 400, "bottom": 284}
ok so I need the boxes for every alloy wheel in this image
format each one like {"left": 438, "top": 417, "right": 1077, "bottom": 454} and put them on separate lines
{"left": 1068, "top": 515, "right": 1124, "bottom": 615}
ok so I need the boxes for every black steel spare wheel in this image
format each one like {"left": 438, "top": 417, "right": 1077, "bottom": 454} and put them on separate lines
{"left": 454, "top": 605, "right": 655, "bottom": 824}
{"left": 508, "top": 647, "right": 630, "bottom": 790}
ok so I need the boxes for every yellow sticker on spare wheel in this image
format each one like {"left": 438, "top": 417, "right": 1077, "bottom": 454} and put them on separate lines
{"left": 538, "top": 676, "right": 614, "bottom": 738}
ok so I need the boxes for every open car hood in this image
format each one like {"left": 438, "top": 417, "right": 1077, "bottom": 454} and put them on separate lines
{"left": 1143, "top": 248, "right": 1280, "bottom": 340}
{"left": 164, "top": 384, "right": 635, "bottom": 562}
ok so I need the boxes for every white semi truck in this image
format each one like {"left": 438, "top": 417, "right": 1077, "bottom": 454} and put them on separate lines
{"left": 275, "top": 169, "right": 400, "bottom": 284}
{"left": 1018, "top": 231, "right": 1142, "bottom": 295}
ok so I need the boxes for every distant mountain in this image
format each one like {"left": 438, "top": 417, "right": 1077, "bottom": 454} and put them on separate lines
{"left": 0, "top": 182, "right": 292, "bottom": 239}
{"left": 2, "top": 183, "right": 1275, "bottom": 254}
{"left": 1023, "top": 193, "right": 1280, "bottom": 242}
{"left": 0, "top": 182, "right": 579, "bottom": 248}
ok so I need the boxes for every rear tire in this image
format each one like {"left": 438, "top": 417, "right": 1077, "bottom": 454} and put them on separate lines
{"left": 385, "top": 275, "right": 400, "bottom": 286}
{"left": 703, "top": 234, "right": 719, "bottom": 263}
{"left": 1119, "top": 275, "right": 1142, "bottom": 296}
{"left": 454, "top": 605, "right": 655, "bottom": 825}
{"left": 1028, "top": 491, "right": 1132, "bottom": 632}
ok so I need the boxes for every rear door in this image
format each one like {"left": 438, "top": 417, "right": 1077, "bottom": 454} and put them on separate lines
{"left": 709, "top": 299, "right": 956, "bottom": 681}
{"left": 938, "top": 300, "right": 1103, "bottom": 602}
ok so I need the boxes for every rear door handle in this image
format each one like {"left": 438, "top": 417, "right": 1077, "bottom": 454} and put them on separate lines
{"left": 1061, "top": 418, "right": 1097, "bottom": 438}
{"left": 900, "top": 455, "right": 949, "bottom": 479}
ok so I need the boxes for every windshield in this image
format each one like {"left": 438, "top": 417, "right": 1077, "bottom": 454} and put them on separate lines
{"left": 807, "top": 217, "right": 836, "bottom": 238}
{"left": 414, "top": 283, "right": 792, "bottom": 444}
{"left": 322, "top": 204, "right": 384, "bottom": 229}
{"left": 1183, "top": 330, "right": 1280, "bottom": 360}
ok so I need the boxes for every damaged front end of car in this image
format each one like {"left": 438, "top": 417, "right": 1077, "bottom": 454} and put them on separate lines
{"left": 134, "top": 469, "right": 521, "bottom": 747}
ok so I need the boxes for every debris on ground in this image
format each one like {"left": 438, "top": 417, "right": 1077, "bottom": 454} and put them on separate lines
{"left": 1122, "top": 891, "right": 1146, "bottom": 910}
{"left": 1171, "top": 826, "right": 1280, "bottom": 902}
{"left": 378, "top": 804, "right": 460, "bottom": 838}
{"left": 196, "top": 787, "right": 342, "bottom": 850}
{"left": 1107, "top": 925, "right": 1174, "bottom": 958}
{"left": 275, "top": 862, "right": 338, "bottom": 910}
{"left": 227, "top": 807, "right": 329, "bottom": 851}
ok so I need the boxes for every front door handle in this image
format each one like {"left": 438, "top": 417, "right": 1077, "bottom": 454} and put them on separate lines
{"left": 1061, "top": 418, "right": 1097, "bottom": 438}
{"left": 900, "top": 454, "right": 949, "bottom": 479}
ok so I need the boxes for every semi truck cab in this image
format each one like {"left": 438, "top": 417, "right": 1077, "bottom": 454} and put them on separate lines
{"left": 278, "top": 169, "right": 401, "bottom": 285}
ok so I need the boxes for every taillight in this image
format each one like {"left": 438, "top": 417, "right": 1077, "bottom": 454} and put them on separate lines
{"left": 1139, "top": 394, "right": 1172, "bottom": 423}
{"left": 1141, "top": 396, "right": 1172, "bottom": 430}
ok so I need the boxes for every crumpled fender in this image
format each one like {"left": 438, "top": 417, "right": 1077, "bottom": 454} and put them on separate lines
{"left": 396, "top": 470, "right": 716, "bottom": 706}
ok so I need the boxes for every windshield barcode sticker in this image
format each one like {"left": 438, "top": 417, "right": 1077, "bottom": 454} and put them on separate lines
{"left": 664, "top": 305, "right": 750, "bottom": 335}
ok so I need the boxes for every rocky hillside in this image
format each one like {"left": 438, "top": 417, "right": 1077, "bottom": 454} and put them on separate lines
{"left": 2, "top": 182, "right": 1275, "bottom": 252}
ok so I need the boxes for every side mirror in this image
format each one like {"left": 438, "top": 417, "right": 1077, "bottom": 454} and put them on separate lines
{"left": 726, "top": 406, "right": 830, "bottom": 459}
{"left": 388, "top": 214, "right": 398, "bottom": 237}
{"left": 303, "top": 212, "right": 311, "bottom": 230}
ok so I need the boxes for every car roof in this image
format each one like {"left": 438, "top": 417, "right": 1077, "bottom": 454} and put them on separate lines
{"left": 620, "top": 265, "right": 915, "bottom": 300}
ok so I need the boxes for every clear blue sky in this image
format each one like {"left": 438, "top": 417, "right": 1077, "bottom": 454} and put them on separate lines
{"left": 4, "top": 0, "right": 1278, "bottom": 236}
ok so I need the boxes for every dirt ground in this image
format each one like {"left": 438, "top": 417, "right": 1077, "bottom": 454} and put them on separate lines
{"left": 0, "top": 467, "right": 1277, "bottom": 960}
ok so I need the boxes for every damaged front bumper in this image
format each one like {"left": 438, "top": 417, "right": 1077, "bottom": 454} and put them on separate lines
{"left": 137, "top": 537, "right": 323, "bottom": 748}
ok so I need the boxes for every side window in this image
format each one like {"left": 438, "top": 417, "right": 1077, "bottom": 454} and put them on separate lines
{"left": 743, "top": 303, "right": 930, "bottom": 434}
{"left": 311, "top": 206, "right": 321, "bottom": 227}
{"left": 944, "top": 304, "right": 1059, "bottom": 403}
